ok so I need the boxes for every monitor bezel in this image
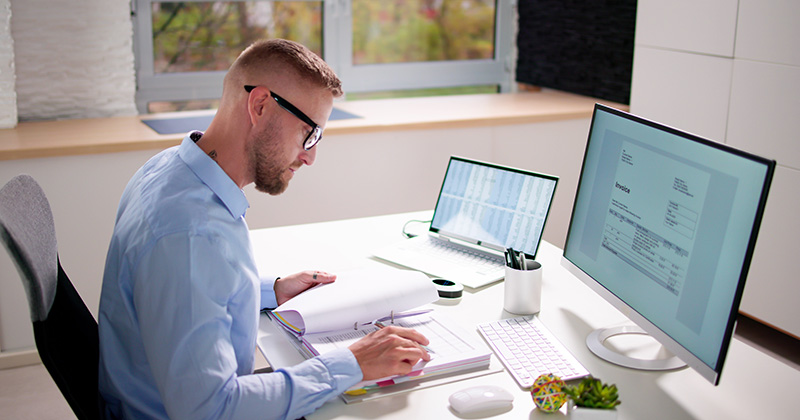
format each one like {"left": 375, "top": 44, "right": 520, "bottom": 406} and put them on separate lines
{"left": 561, "top": 103, "right": 775, "bottom": 385}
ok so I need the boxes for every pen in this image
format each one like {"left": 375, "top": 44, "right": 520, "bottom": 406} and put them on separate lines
{"left": 505, "top": 248, "right": 518, "bottom": 269}
{"left": 374, "top": 320, "right": 436, "bottom": 354}
{"left": 519, "top": 251, "right": 527, "bottom": 270}
{"left": 361, "top": 309, "right": 433, "bottom": 327}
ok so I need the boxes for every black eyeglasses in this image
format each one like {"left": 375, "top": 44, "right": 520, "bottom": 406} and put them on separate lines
{"left": 244, "top": 85, "right": 322, "bottom": 150}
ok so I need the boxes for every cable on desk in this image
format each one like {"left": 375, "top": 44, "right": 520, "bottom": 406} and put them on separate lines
{"left": 402, "top": 219, "right": 432, "bottom": 238}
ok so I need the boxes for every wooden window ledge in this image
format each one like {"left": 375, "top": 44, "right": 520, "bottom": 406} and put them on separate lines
{"left": 0, "top": 90, "right": 626, "bottom": 161}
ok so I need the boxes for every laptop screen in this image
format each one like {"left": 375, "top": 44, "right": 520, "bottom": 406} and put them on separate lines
{"left": 430, "top": 157, "right": 558, "bottom": 258}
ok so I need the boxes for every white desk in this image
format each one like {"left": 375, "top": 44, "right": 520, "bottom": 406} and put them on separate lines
{"left": 253, "top": 211, "right": 798, "bottom": 420}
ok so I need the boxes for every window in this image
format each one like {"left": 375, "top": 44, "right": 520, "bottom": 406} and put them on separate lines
{"left": 132, "top": 0, "right": 514, "bottom": 113}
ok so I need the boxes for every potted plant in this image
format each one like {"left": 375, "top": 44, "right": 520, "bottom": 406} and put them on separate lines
{"left": 562, "top": 377, "right": 621, "bottom": 419}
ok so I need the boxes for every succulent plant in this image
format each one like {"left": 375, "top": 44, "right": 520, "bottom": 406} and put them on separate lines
{"left": 562, "top": 377, "right": 621, "bottom": 409}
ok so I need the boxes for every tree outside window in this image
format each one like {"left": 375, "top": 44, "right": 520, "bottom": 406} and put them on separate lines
{"left": 136, "top": 0, "right": 510, "bottom": 113}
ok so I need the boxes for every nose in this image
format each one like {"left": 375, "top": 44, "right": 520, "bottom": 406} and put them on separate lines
{"left": 300, "top": 145, "right": 317, "bottom": 166}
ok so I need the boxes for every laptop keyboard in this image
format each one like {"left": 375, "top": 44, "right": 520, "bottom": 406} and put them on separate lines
{"left": 418, "top": 237, "right": 505, "bottom": 270}
{"left": 478, "top": 316, "right": 590, "bottom": 388}
{"left": 372, "top": 235, "right": 506, "bottom": 288}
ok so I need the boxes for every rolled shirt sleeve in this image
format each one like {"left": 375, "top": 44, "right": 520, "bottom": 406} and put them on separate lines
{"left": 260, "top": 275, "right": 279, "bottom": 310}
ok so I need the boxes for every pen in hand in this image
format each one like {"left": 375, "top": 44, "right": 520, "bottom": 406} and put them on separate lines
{"left": 374, "top": 320, "right": 436, "bottom": 355}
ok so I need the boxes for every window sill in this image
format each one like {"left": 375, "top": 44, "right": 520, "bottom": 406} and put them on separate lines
{"left": 0, "top": 90, "right": 625, "bottom": 161}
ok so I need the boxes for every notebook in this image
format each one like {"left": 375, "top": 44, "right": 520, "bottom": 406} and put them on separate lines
{"left": 373, "top": 156, "right": 558, "bottom": 288}
{"left": 266, "top": 266, "right": 493, "bottom": 403}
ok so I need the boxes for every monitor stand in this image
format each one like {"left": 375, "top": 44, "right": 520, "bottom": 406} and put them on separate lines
{"left": 587, "top": 325, "right": 686, "bottom": 371}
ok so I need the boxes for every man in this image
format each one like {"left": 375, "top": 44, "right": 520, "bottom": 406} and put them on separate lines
{"left": 98, "top": 39, "right": 430, "bottom": 420}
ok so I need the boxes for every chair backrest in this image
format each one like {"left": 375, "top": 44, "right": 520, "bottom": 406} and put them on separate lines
{"left": 0, "top": 175, "right": 58, "bottom": 321}
{"left": 0, "top": 175, "right": 101, "bottom": 420}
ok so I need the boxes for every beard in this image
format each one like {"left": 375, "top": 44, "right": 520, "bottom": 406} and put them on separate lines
{"left": 246, "top": 126, "right": 292, "bottom": 195}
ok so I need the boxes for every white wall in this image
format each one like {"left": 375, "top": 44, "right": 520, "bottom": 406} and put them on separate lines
{"left": 0, "top": 0, "right": 137, "bottom": 358}
{"left": 631, "top": 0, "right": 800, "bottom": 337}
{"left": 0, "top": 0, "right": 15, "bottom": 128}
{"left": 0, "top": 150, "right": 153, "bottom": 353}
{"left": 8, "top": 0, "right": 136, "bottom": 121}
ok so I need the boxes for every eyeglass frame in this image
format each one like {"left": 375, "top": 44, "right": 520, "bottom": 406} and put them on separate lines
{"left": 244, "top": 85, "right": 323, "bottom": 150}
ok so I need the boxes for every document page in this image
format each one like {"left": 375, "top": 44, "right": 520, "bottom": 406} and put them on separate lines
{"left": 306, "top": 313, "right": 477, "bottom": 360}
{"left": 272, "top": 267, "right": 438, "bottom": 335}
{"left": 602, "top": 140, "right": 710, "bottom": 297}
{"left": 304, "top": 312, "right": 491, "bottom": 389}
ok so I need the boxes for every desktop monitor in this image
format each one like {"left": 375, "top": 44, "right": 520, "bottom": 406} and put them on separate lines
{"left": 561, "top": 104, "right": 775, "bottom": 385}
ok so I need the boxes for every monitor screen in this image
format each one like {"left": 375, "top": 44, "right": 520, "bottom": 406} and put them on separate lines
{"left": 430, "top": 156, "right": 558, "bottom": 258}
{"left": 562, "top": 104, "right": 775, "bottom": 385}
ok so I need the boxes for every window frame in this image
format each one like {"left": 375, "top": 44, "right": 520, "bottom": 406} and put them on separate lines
{"left": 132, "top": 0, "right": 515, "bottom": 113}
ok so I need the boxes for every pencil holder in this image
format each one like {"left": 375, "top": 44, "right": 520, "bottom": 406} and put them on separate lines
{"left": 503, "top": 259, "right": 542, "bottom": 315}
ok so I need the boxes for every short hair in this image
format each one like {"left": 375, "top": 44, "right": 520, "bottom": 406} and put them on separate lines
{"left": 229, "top": 39, "right": 342, "bottom": 97}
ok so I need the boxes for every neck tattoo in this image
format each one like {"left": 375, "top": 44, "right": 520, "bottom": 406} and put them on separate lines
{"left": 208, "top": 150, "right": 218, "bottom": 160}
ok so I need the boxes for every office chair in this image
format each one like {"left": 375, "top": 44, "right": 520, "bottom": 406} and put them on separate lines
{"left": 0, "top": 175, "right": 101, "bottom": 420}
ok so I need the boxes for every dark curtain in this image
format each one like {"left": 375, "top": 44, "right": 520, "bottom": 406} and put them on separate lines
{"left": 516, "top": 0, "right": 637, "bottom": 104}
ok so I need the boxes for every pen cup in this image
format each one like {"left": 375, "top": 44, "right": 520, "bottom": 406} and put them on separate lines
{"left": 503, "top": 259, "right": 542, "bottom": 315}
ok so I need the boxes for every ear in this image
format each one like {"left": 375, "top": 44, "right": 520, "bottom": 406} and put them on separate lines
{"left": 246, "top": 86, "right": 271, "bottom": 127}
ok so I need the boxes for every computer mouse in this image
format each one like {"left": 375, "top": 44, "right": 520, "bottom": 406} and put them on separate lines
{"left": 448, "top": 384, "right": 514, "bottom": 414}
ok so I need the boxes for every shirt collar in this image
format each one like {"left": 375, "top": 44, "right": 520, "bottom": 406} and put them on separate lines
{"left": 178, "top": 132, "right": 249, "bottom": 219}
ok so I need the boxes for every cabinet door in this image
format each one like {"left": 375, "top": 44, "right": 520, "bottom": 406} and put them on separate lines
{"left": 735, "top": 0, "right": 800, "bottom": 66}
{"left": 636, "top": 0, "right": 737, "bottom": 57}
{"left": 630, "top": 47, "right": 732, "bottom": 142}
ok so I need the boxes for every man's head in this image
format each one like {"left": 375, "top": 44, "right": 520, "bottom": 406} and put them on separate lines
{"left": 225, "top": 39, "right": 342, "bottom": 100}
{"left": 206, "top": 39, "right": 342, "bottom": 194}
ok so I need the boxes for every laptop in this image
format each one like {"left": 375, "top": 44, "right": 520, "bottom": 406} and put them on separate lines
{"left": 373, "top": 156, "right": 558, "bottom": 288}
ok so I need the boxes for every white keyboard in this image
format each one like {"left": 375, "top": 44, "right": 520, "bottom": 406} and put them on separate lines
{"left": 478, "top": 316, "right": 590, "bottom": 388}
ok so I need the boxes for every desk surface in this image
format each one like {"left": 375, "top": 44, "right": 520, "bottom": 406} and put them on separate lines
{"left": 252, "top": 211, "right": 798, "bottom": 420}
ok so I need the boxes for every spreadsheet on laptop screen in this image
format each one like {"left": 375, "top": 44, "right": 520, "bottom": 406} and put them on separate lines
{"left": 430, "top": 157, "right": 558, "bottom": 257}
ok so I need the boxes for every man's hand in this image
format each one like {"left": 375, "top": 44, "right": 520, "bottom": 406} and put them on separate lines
{"left": 274, "top": 270, "right": 336, "bottom": 306}
{"left": 348, "top": 325, "right": 432, "bottom": 381}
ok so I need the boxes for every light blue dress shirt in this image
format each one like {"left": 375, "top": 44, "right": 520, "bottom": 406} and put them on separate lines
{"left": 98, "top": 133, "right": 362, "bottom": 420}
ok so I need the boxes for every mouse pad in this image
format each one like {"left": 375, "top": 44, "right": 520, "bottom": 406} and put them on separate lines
{"left": 142, "top": 107, "right": 361, "bottom": 135}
